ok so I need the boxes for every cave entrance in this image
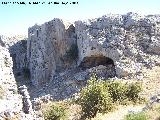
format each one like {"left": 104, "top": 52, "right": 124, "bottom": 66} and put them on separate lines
{"left": 79, "top": 55, "right": 116, "bottom": 78}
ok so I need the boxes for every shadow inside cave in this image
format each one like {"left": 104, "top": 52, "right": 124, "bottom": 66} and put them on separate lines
{"left": 79, "top": 55, "right": 116, "bottom": 78}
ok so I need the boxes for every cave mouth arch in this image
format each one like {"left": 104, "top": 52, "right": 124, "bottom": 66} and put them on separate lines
{"left": 79, "top": 55, "right": 116, "bottom": 78}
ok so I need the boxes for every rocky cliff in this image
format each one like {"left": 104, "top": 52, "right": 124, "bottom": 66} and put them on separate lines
{"left": 0, "top": 35, "right": 28, "bottom": 75}
{"left": 0, "top": 36, "right": 43, "bottom": 120}
{"left": 0, "top": 12, "right": 160, "bottom": 115}
{"left": 2, "top": 12, "right": 159, "bottom": 99}
{"left": 0, "top": 44, "right": 21, "bottom": 119}
{"left": 75, "top": 12, "right": 160, "bottom": 78}
{"left": 27, "top": 19, "right": 77, "bottom": 86}
{"left": 0, "top": 43, "right": 33, "bottom": 120}
{"left": 28, "top": 12, "right": 160, "bottom": 86}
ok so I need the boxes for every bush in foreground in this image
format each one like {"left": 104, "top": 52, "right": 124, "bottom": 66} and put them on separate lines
{"left": 77, "top": 74, "right": 144, "bottom": 119}
{"left": 43, "top": 103, "right": 68, "bottom": 120}
{"left": 78, "top": 74, "right": 114, "bottom": 119}
{"left": 107, "top": 81, "right": 128, "bottom": 103}
{"left": 126, "top": 82, "right": 143, "bottom": 102}
{"left": 107, "top": 81, "right": 144, "bottom": 104}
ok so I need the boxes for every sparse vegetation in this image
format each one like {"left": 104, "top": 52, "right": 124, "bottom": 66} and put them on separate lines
{"left": 126, "top": 82, "right": 143, "bottom": 103}
{"left": 78, "top": 74, "right": 114, "bottom": 119}
{"left": 123, "top": 101, "right": 160, "bottom": 120}
{"left": 124, "top": 112, "right": 148, "bottom": 120}
{"left": 107, "top": 81, "right": 145, "bottom": 104}
{"left": 39, "top": 65, "right": 160, "bottom": 120}
{"left": 76, "top": 74, "right": 144, "bottom": 119}
{"left": 43, "top": 102, "right": 69, "bottom": 120}
{"left": 107, "top": 81, "right": 128, "bottom": 103}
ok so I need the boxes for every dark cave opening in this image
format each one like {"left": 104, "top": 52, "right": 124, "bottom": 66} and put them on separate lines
{"left": 79, "top": 55, "right": 116, "bottom": 78}
{"left": 79, "top": 55, "right": 114, "bottom": 69}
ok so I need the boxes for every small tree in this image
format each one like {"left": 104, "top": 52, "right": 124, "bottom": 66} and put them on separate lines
{"left": 78, "top": 74, "right": 114, "bottom": 119}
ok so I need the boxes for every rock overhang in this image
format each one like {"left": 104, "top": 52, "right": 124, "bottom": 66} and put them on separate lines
{"left": 26, "top": 12, "right": 160, "bottom": 85}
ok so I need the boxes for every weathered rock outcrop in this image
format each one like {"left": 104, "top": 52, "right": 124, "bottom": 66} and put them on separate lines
{"left": 0, "top": 44, "right": 30, "bottom": 120}
{"left": 0, "top": 44, "right": 22, "bottom": 120}
{"left": 1, "top": 12, "right": 160, "bottom": 103}
{"left": 27, "top": 12, "right": 160, "bottom": 86}
{"left": 0, "top": 35, "right": 28, "bottom": 75}
{"left": 19, "top": 85, "right": 33, "bottom": 114}
{"left": 75, "top": 12, "right": 160, "bottom": 78}
{"left": 27, "top": 19, "right": 76, "bottom": 85}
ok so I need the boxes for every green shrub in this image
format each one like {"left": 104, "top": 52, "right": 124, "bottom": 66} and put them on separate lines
{"left": 107, "top": 81, "right": 128, "bottom": 103}
{"left": 77, "top": 74, "right": 144, "bottom": 119}
{"left": 78, "top": 74, "right": 114, "bottom": 119}
{"left": 43, "top": 103, "right": 68, "bottom": 120}
{"left": 126, "top": 82, "right": 143, "bottom": 102}
{"left": 125, "top": 112, "right": 148, "bottom": 120}
{"left": 106, "top": 81, "right": 143, "bottom": 104}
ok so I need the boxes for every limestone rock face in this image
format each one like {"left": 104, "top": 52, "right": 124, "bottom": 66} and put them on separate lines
{"left": 0, "top": 44, "right": 23, "bottom": 119}
{"left": 0, "top": 35, "right": 28, "bottom": 74}
{"left": 75, "top": 12, "right": 160, "bottom": 78}
{"left": 27, "top": 12, "right": 160, "bottom": 86}
{"left": 27, "top": 19, "right": 76, "bottom": 86}
{"left": 1, "top": 12, "right": 158, "bottom": 101}
{"left": 0, "top": 45, "right": 19, "bottom": 101}
{"left": 0, "top": 37, "right": 43, "bottom": 120}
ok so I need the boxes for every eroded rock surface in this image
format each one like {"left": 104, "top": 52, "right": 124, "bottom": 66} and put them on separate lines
{"left": 0, "top": 45, "right": 22, "bottom": 120}
{"left": 27, "top": 19, "right": 77, "bottom": 86}
{"left": 0, "top": 35, "right": 28, "bottom": 76}
{"left": 75, "top": 12, "right": 160, "bottom": 78}
{"left": 0, "top": 40, "right": 43, "bottom": 120}
{"left": 1, "top": 12, "right": 159, "bottom": 100}
{"left": 2, "top": 12, "right": 160, "bottom": 101}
